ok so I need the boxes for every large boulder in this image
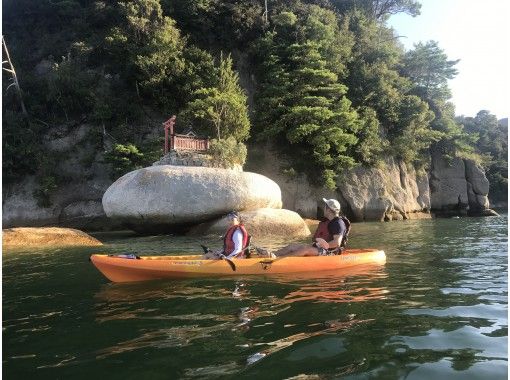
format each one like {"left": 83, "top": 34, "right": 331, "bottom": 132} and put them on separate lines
{"left": 2, "top": 227, "right": 103, "bottom": 250}
{"left": 430, "top": 155, "right": 469, "bottom": 212}
{"left": 430, "top": 153, "right": 497, "bottom": 216}
{"left": 102, "top": 166, "right": 282, "bottom": 232}
{"left": 187, "top": 208, "right": 311, "bottom": 239}
{"left": 465, "top": 160, "right": 498, "bottom": 216}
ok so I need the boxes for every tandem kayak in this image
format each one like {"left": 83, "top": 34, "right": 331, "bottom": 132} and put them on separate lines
{"left": 90, "top": 249, "right": 386, "bottom": 283}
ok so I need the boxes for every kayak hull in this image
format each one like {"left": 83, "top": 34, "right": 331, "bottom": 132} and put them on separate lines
{"left": 90, "top": 249, "right": 386, "bottom": 282}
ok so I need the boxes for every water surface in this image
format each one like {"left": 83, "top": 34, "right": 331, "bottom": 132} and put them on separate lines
{"left": 3, "top": 215, "right": 507, "bottom": 379}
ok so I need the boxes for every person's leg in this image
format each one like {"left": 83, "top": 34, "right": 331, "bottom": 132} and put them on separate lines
{"left": 202, "top": 251, "right": 219, "bottom": 259}
{"left": 271, "top": 243, "right": 302, "bottom": 256}
{"left": 274, "top": 244, "right": 319, "bottom": 257}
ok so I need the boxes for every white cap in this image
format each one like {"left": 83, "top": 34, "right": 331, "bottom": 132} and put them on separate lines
{"left": 322, "top": 198, "right": 341, "bottom": 212}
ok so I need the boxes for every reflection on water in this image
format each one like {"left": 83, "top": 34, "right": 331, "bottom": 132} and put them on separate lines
{"left": 245, "top": 316, "right": 374, "bottom": 366}
{"left": 2, "top": 215, "right": 507, "bottom": 379}
{"left": 91, "top": 266, "right": 389, "bottom": 370}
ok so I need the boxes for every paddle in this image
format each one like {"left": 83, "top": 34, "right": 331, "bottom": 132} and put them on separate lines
{"left": 200, "top": 244, "right": 236, "bottom": 272}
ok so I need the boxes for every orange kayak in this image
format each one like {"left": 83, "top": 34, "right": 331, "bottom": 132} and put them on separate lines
{"left": 90, "top": 249, "right": 386, "bottom": 282}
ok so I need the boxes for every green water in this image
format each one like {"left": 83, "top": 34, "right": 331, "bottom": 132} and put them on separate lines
{"left": 3, "top": 215, "right": 508, "bottom": 379}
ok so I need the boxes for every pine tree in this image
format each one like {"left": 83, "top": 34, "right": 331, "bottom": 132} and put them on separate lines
{"left": 254, "top": 9, "right": 360, "bottom": 188}
{"left": 181, "top": 53, "right": 250, "bottom": 142}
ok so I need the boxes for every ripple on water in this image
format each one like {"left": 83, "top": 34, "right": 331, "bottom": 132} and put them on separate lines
{"left": 2, "top": 216, "right": 507, "bottom": 379}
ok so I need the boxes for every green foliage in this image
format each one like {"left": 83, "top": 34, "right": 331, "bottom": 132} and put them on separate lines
{"left": 46, "top": 54, "right": 97, "bottom": 121}
{"left": 354, "top": 107, "right": 387, "bottom": 165}
{"left": 400, "top": 40, "right": 459, "bottom": 103}
{"left": 162, "top": 0, "right": 265, "bottom": 48}
{"left": 3, "top": 0, "right": 501, "bottom": 200}
{"left": 33, "top": 175, "right": 59, "bottom": 208}
{"left": 103, "top": 0, "right": 217, "bottom": 113}
{"left": 457, "top": 111, "right": 508, "bottom": 202}
{"left": 180, "top": 53, "right": 250, "bottom": 141}
{"left": 390, "top": 95, "right": 441, "bottom": 163}
{"left": 103, "top": 143, "right": 146, "bottom": 179}
{"left": 208, "top": 137, "right": 247, "bottom": 168}
{"left": 331, "top": 0, "right": 421, "bottom": 20}
{"left": 31, "top": 152, "right": 69, "bottom": 208}
{"left": 2, "top": 112, "right": 41, "bottom": 185}
{"left": 342, "top": 10, "right": 414, "bottom": 162}
{"left": 398, "top": 42, "right": 482, "bottom": 166}
{"left": 253, "top": 6, "right": 361, "bottom": 189}
{"left": 103, "top": 139, "right": 164, "bottom": 180}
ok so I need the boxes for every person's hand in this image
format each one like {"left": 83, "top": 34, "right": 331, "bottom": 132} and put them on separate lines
{"left": 315, "top": 238, "right": 329, "bottom": 249}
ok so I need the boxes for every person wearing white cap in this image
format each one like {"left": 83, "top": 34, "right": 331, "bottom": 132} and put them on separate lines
{"left": 312, "top": 198, "right": 347, "bottom": 253}
{"left": 258, "top": 198, "right": 347, "bottom": 257}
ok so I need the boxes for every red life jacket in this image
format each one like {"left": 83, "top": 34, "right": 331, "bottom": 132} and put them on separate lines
{"left": 313, "top": 218, "right": 331, "bottom": 241}
{"left": 313, "top": 216, "right": 351, "bottom": 248}
{"left": 223, "top": 224, "right": 248, "bottom": 257}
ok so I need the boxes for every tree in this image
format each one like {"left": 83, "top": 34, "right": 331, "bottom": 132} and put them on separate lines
{"left": 331, "top": 0, "right": 421, "bottom": 20}
{"left": 181, "top": 53, "right": 250, "bottom": 141}
{"left": 399, "top": 40, "right": 480, "bottom": 164}
{"left": 253, "top": 7, "right": 361, "bottom": 188}
{"left": 391, "top": 95, "right": 440, "bottom": 163}
{"left": 162, "top": 0, "right": 265, "bottom": 49}
{"left": 400, "top": 40, "right": 459, "bottom": 105}
{"left": 344, "top": 9, "right": 431, "bottom": 163}
{"left": 457, "top": 111, "right": 508, "bottom": 203}
{"left": 101, "top": 0, "right": 218, "bottom": 114}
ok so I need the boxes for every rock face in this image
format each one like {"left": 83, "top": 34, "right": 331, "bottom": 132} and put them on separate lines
{"left": 2, "top": 123, "right": 124, "bottom": 231}
{"left": 102, "top": 165, "right": 282, "bottom": 232}
{"left": 248, "top": 145, "right": 431, "bottom": 222}
{"left": 188, "top": 208, "right": 311, "bottom": 239}
{"left": 338, "top": 160, "right": 430, "bottom": 222}
{"left": 153, "top": 151, "right": 242, "bottom": 171}
{"left": 2, "top": 175, "right": 118, "bottom": 231}
{"left": 430, "top": 154, "right": 498, "bottom": 217}
{"left": 3, "top": 121, "right": 498, "bottom": 231}
{"left": 2, "top": 227, "right": 103, "bottom": 250}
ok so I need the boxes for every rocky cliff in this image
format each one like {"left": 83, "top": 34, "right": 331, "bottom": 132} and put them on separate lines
{"left": 247, "top": 145, "right": 497, "bottom": 221}
{"left": 430, "top": 153, "right": 498, "bottom": 217}
{"left": 2, "top": 128, "right": 498, "bottom": 231}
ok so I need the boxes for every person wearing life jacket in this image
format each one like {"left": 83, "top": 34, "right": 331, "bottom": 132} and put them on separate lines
{"left": 203, "top": 211, "right": 249, "bottom": 259}
{"left": 260, "top": 198, "right": 347, "bottom": 257}
{"left": 312, "top": 198, "right": 349, "bottom": 254}
{"left": 222, "top": 211, "right": 249, "bottom": 258}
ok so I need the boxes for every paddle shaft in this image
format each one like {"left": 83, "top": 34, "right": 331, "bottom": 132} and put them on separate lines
{"left": 199, "top": 244, "right": 236, "bottom": 271}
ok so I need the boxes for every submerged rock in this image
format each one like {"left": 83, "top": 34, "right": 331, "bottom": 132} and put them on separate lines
{"left": 103, "top": 166, "right": 282, "bottom": 232}
{"left": 187, "top": 208, "right": 311, "bottom": 239}
{"left": 2, "top": 227, "right": 103, "bottom": 249}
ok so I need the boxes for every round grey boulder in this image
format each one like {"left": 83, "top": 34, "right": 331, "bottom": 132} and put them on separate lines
{"left": 102, "top": 166, "right": 282, "bottom": 232}
{"left": 187, "top": 208, "right": 311, "bottom": 239}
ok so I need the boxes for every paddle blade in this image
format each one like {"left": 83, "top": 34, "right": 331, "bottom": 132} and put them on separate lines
{"left": 220, "top": 254, "right": 236, "bottom": 271}
{"left": 200, "top": 244, "right": 210, "bottom": 254}
{"left": 225, "top": 258, "right": 236, "bottom": 271}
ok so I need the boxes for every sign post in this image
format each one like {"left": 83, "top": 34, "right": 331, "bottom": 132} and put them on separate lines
{"left": 162, "top": 115, "right": 176, "bottom": 154}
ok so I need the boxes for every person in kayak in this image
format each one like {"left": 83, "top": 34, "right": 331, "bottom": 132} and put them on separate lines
{"left": 257, "top": 198, "right": 347, "bottom": 257}
{"left": 203, "top": 211, "right": 249, "bottom": 259}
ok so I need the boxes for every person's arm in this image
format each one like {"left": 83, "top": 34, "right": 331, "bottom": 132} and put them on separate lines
{"left": 327, "top": 234, "right": 342, "bottom": 249}
{"left": 226, "top": 229, "right": 244, "bottom": 258}
{"left": 323, "top": 219, "right": 345, "bottom": 249}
